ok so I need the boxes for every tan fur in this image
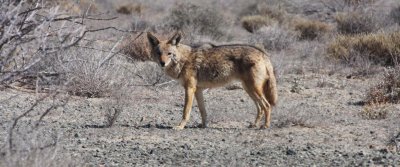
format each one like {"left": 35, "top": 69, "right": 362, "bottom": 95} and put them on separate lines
{"left": 146, "top": 32, "right": 278, "bottom": 130}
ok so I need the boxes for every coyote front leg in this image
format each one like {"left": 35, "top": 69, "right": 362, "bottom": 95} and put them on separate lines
{"left": 173, "top": 85, "right": 196, "bottom": 130}
{"left": 195, "top": 90, "right": 207, "bottom": 128}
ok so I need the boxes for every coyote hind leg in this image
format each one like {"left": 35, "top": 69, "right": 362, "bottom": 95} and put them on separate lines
{"left": 242, "top": 82, "right": 264, "bottom": 128}
{"left": 243, "top": 81, "right": 272, "bottom": 129}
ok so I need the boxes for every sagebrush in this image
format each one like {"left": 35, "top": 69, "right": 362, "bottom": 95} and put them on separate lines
{"left": 251, "top": 24, "right": 298, "bottom": 51}
{"left": 293, "top": 19, "right": 332, "bottom": 40}
{"left": 241, "top": 15, "right": 276, "bottom": 33}
{"left": 165, "top": 2, "right": 229, "bottom": 40}
{"left": 327, "top": 31, "right": 400, "bottom": 66}
{"left": 335, "top": 11, "right": 384, "bottom": 34}
{"left": 365, "top": 68, "right": 400, "bottom": 105}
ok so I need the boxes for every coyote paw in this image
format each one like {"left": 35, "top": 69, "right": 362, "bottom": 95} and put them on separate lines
{"left": 260, "top": 125, "right": 270, "bottom": 129}
{"left": 172, "top": 126, "right": 184, "bottom": 130}
{"left": 248, "top": 124, "right": 257, "bottom": 128}
{"left": 196, "top": 124, "right": 207, "bottom": 128}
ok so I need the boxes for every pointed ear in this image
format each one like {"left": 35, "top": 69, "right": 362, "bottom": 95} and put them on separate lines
{"left": 168, "top": 32, "right": 182, "bottom": 46}
{"left": 147, "top": 32, "right": 159, "bottom": 48}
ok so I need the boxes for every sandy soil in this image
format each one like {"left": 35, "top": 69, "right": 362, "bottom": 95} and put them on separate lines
{"left": 1, "top": 71, "right": 399, "bottom": 166}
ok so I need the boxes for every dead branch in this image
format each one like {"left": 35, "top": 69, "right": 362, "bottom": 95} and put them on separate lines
{"left": 7, "top": 92, "right": 54, "bottom": 152}
{"left": 35, "top": 95, "right": 70, "bottom": 128}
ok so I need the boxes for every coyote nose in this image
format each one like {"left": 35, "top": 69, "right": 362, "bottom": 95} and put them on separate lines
{"left": 160, "top": 61, "right": 165, "bottom": 67}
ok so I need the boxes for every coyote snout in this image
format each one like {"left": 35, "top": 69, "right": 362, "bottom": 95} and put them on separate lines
{"left": 146, "top": 32, "right": 278, "bottom": 130}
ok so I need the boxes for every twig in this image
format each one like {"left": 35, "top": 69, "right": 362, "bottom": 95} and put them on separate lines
{"left": 72, "top": 45, "right": 124, "bottom": 55}
{"left": 8, "top": 93, "right": 54, "bottom": 152}
{"left": 128, "top": 80, "right": 177, "bottom": 87}
{"left": 34, "top": 95, "right": 70, "bottom": 128}
{"left": 98, "top": 36, "right": 124, "bottom": 67}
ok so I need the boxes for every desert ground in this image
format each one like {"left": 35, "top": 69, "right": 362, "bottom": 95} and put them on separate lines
{"left": 1, "top": 0, "right": 399, "bottom": 166}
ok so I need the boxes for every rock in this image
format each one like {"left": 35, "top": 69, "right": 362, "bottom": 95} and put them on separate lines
{"left": 286, "top": 148, "right": 296, "bottom": 155}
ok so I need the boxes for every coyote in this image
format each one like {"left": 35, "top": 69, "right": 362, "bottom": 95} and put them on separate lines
{"left": 146, "top": 32, "right": 278, "bottom": 130}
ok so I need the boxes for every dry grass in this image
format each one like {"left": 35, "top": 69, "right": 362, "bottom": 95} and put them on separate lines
{"left": 360, "top": 104, "right": 389, "bottom": 120}
{"left": 274, "top": 103, "right": 321, "bottom": 128}
{"left": 240, "top": 2, "right": 287, "bottom": 23}
{"left": 390, "top": 6, "right": 400, "bottom": 25}
{"left": 327, "top": 31, "right": 400, "bottom": 66}
{"left": 293, "top": 19, "right": 332, "bottom": 40}
{"left": 335, "top": 11, "right": 383, "bottom": 34}
{"left": 320, "top": 0, "right": 377, "bottom": 13}
{"left": 55, "top": 48, "right": 134, "bottom": 98}
{"left": 116, "top": 3, "right": 143, "bottom": 15}
{"left": 165, "top": 2, "right": 229, "bottom": 40}
{"left": 365, "top": 68, "right": 400, "bottom": 105}
{"left": 241, "top": 15, "right": 277, "bottom": 33}
{"left": 57, "top": 0, "right": 98, "bottom": 14}
{"left": 120, "top": 32, "right": 152, "bottom": 62}
{"left": 250, "top": 24, "right": 298, "bottom": 51}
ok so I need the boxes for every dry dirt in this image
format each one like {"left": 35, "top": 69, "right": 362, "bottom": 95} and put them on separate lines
{"left": 1, "top": 70, "right": 399, "bottom": 166}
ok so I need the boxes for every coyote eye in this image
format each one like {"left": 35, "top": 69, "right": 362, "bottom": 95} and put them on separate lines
{"left": 168, "top": 52, "right": 172, "bottom": 55}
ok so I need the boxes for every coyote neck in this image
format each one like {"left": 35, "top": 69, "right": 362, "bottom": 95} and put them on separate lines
{"left": 163, "top": 45, "right": 191, "bottom": 79}
{"left": 164, "top": 59, "right": 184, "bottom": 79}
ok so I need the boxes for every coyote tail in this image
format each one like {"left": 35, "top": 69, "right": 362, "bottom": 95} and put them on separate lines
{"left": 264, "top": 66, "right": 278, "bottom": 106}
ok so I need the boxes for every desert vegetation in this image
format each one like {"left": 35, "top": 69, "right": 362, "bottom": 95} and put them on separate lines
{"left": 1, "top": 0, "right": 399, "bottom": 166}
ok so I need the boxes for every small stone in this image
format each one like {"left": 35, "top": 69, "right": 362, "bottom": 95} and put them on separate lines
{"left": 286, "top": 148, "right": 296, "bottom": 155}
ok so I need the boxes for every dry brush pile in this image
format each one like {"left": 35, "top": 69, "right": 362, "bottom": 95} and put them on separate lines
{"left": 0, "top": 0, "right": 140, "bottom": 166}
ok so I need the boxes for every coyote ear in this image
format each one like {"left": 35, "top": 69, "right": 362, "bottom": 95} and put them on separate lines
{"left": 147, "top": 32, "right": 159, "bottom": 47}
{"left": 168, "top": 32, "right": 182, "bottom": 46}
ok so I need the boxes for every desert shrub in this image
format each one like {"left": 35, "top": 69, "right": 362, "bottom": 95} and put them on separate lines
{"left": 120, "top": 32, "right": 152, "bottom": 62}
{"left": 165, "top": 2, "right": 229, "bottom": 40}
{"left": 240, "top": 2, "right": 287, "bottom": 23}
{"left": 274, "top": 104, "right": 320, "bottom": 128}
{"left": 241, "top": 15, "right": 277, "bottom": 33}
{"left": 57, "top": 0, "right": 97, "bottom": 14}
{"left": 293, "top": 19, "right": 332, "bottom": 40}
{"left": 134, "top": 62, "right": 171, "bottom": 86}
{"left": 335, "top": 11, "right": 383, "bottom": 34}
{"left": 131, "top": 17, "right": 150, "bottom": 31}
{"left": 365, "top": 69, "right": 400, "bottom": 105}
{"left": 360, "top": 104, "right": 389, "bottom": 120}
{"left": 251, "top": 24, "right": 298, "bottom": 51}
{"left": 55, "top": 48, "right": 131, "bottom": 98}
{"left": 117, "top": 3, "right": 143, "bottom": 15}
{"left": 390, "top": 6, "right": 400, "bottom": 25}
{"left": 0, "top": 0, "right": 121, "bottom": 92}
{"left": 327, "top": 32, "right": 400, "bottom": 66}
{"left": 320, "top": 0, "right": 376, "bottom": 12}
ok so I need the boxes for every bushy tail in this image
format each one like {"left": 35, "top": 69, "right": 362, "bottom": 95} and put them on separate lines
{"left": 264, "top": 66, "right": 278, "bottom": 106}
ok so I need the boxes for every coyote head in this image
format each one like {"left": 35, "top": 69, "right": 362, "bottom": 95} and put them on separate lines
{"left": 147, "top": 32, "right": 182, "bottom": 67}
